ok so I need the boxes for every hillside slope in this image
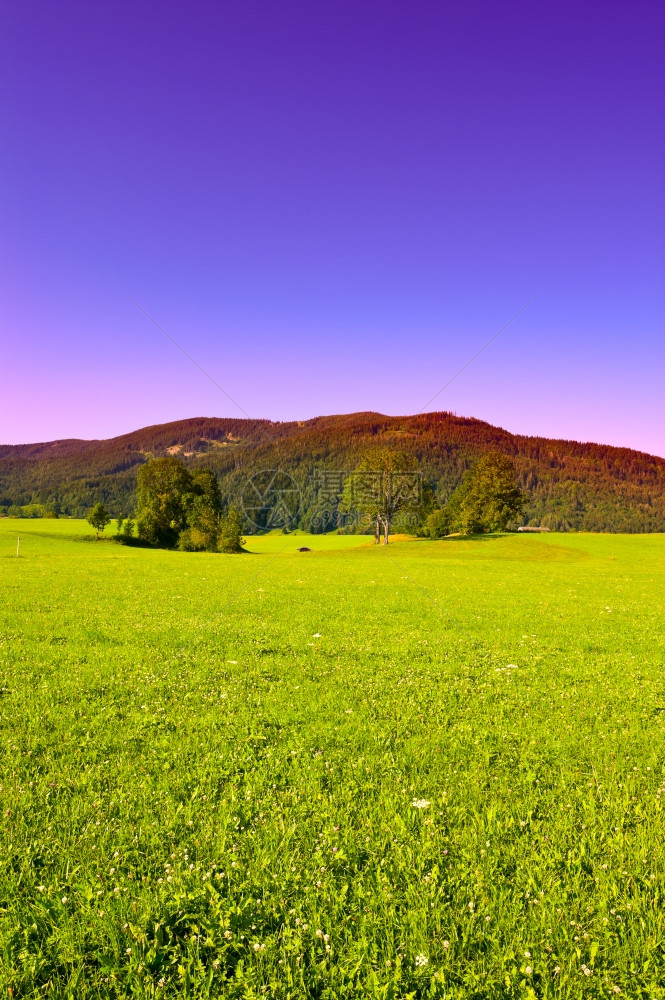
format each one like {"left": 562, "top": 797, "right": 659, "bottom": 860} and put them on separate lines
{"left": 2, "top": 412, "right": 664, "bottom": 531}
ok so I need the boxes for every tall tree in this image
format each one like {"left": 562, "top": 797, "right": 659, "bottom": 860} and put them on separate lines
{"left": 451, "top": 453, "right": 525, "bottom": 533}
{"left": 218, "top": 505, "right": 246, "bottom": 553}
{"left": 426, "top": 506, "right": 452, "bottom": 539}
{"left": 87, "top": 502, "right": 111, "bottom": 538}
{"left": 136, "top": 457, "right": 194, "bottom": 546}
{"left": 340, "top": 450, "right": 429, "bottom": 544}
{"left": 187, "top": 468, "right": 224, "bottom": 551}
{"left": 137, "top": 456, "right": 233, "bottom": 551}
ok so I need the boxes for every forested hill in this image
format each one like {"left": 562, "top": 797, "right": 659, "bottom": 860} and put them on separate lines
{"left": 2, "top": 412, "right": 664, "bottom": 532}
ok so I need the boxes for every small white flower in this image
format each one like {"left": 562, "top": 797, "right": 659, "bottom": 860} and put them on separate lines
{"left": 442, "top": 940, "right": 450, "bottom": 949}
{"left": 37, "top": 885, "right": 46, "bottom": 892}
{"left": 415, "top": 953, "right": 428, "bottom": 967}
{"left": 524, "top": 951, "right": 531, "bottom": 958}
{"left": 525, "top": 965, "right": 532, "bottom": 975}
{"left": 61, "top": 896, "right": 68, "bottom": 904}
{"left": 412, "top": 798, "right": 430, "bottom": 809}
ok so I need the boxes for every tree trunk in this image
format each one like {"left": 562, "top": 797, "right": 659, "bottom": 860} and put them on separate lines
{"left": 382, "top": 517, "right": 389, "bottom": 545}
{"left": 374, "top": 518, "right": 380, "bottom": 544}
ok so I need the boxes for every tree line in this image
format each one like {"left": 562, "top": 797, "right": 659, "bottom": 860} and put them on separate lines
{"left": 3, "top": 412, "right": 664, "bottom": 532}
{"left": 86, "top": 451, "right": 525, "bottom": 548}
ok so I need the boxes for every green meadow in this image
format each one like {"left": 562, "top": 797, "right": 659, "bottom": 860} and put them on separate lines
{"left": 1, "top": 519, "right": 665, "bottom": 998}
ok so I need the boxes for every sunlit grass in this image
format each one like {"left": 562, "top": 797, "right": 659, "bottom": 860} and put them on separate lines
{"left": 1, "top": 520, "right": 664, "bottom": 997}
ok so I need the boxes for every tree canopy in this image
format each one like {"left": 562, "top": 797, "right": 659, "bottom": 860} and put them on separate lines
{"left": 136, "top": 457, "right": 244, "bottom": 552}
{"left": 340, "top": 449, "right": 434, "bottom": 543}
{"left": 136, "top": 457, "right": 195, "bottom": 546}
{"left": 428, "top": 453, "right": 525, "bottom": 535}
{"left": 87, "top": 502, "right": 111, "bottom": 538}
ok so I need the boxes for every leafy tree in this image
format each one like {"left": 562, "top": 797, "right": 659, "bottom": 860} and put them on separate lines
{"left": 218, "top": 506, "right": 246, "bottom": 553}
{"left": 187, "top": 469, "right": 223, "bottom": 551}
{"left": 87, "top": 502, "right": 111, "bottom": 538}
{"left": 114, "top": 516, "right": 125, "bottom": 535}
{"left": 340, "top": 450, "right": 428, "bottom": 544}
{"left": 451, "top": 453, "right": 525, "bottom": 533}
{"left": 427, "top": 506, "right": 452, "bottom": 538}
{"left": 136, "top": 456, "right": 233, "bottom": 551}
{"left": 136, "top": 457, "right": 194, "bottom": 546}
{"left": 7, "top": 505, "right": 23, "bottom": 518}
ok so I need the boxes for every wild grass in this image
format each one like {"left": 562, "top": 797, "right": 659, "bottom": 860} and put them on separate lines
{"left": 1, "top": 520, "right": 664, "bottom": 997}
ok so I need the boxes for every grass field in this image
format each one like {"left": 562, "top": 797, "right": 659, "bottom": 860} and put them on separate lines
{"left": 1, "top": 519, "right": 665, "bottom": 998}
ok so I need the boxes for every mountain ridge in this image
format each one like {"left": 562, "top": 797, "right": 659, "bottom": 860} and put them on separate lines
{"left": 2, "top": 411, "right": 664, "bottom": 532}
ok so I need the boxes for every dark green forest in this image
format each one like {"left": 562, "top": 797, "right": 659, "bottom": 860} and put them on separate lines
{"left": 1, "top": 411, "right": 664, "bottom": 532}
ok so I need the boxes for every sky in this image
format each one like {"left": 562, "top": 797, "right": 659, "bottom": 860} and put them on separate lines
{"left": 1, "top": 1, "right": 664, "bottom": 455}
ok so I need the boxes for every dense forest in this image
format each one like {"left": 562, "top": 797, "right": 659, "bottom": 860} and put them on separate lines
{"left": 1, "top": 411, "right": 664, "bottom": 532}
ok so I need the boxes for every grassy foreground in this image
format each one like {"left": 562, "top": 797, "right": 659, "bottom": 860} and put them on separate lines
{"left": 1, "top": 520, "right": 665, "bottom": 998}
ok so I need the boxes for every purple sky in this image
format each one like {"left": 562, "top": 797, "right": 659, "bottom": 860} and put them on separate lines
{"left": 2, "top": 1, "right": 664, "bottom": 455}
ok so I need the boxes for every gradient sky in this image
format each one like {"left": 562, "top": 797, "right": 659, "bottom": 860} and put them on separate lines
{"left": 1, "top": 1, "right": 664, "bottom": 454}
